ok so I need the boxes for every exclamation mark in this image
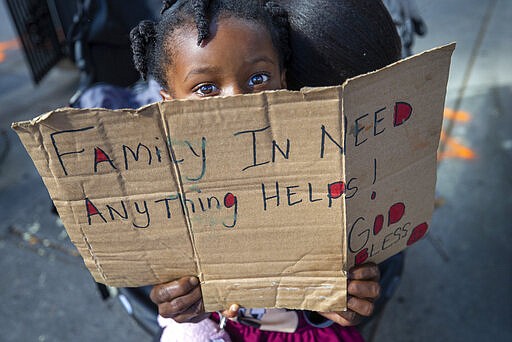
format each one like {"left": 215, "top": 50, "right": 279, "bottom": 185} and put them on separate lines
{"left": 371, "top": 158, "right": 377, "bottom": 200}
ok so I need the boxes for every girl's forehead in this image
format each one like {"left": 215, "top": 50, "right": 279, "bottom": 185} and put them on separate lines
{"left": 211, "top": 16, "right": 266, "bottom": 36}
{"left": 170, "top": 16, "right": 278, "bottom": 65}
{"left": 170, "top": 16, "right": 271, "bottom": 47}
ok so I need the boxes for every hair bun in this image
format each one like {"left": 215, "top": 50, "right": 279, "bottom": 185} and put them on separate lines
{"left": 130, "top": 20, "right": 157, "bottom": 80}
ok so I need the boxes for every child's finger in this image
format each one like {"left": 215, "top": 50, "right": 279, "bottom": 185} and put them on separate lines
{"left": 166, "top": 299, "right": 209, "bottom": 323}
{"left": 347, "top": 280, "right": 380, "bottom": 299}
{"left": 158, "top": 285, "right": 203, "bottom": 318}
{"left": 348, "top": 263, "right": 380, "bottom": 281}
{"left": 150, "top": 276, "right": 199, "bottom": 304}
{"left": 221, "top": 304, "right": 240, "bottom": 319}
{"left": 347, "top": 296, "right": 375, "bottom": 317}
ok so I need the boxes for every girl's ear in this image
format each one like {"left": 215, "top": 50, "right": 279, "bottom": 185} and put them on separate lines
{"left": 280, "top": 69, "right": 287, "bottom": 89}
{"left": 160, "top": 89, "right": 174, "bottom": 101}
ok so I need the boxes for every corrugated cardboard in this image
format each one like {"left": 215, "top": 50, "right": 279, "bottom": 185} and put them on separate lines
{"left": 12, "top": 43, "right": 455, "bottom": 312}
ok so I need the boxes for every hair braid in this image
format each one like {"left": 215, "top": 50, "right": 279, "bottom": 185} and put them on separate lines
{"left": 160, "top": 0, "right": 178, "bottom": 15}
{"left": 193, "top": 0, "right": 210, "bottom": 46}
{"left": 130, "top": 20, "right": 157, "bottom": 80}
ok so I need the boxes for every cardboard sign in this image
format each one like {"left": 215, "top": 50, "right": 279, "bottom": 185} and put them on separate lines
{"left": 12, "top": 44, "right": 454, "bottom": 312}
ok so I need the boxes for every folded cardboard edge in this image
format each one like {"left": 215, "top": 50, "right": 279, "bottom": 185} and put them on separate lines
{"left": 11, "top": 86, "right": 350, "bottom": 131}
{"left": 341, "top": 42, "right": 456, "bottom": 88}
{"left": 156, "top": 101, "right": 204, "bottom": 282}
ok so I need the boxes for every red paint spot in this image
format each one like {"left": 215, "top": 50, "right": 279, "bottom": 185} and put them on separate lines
{"left": 373, "top": 214, "right": 384, "bottom": 235}
{"left": 388, "top": 202, "right": 405, "bottom": 225}
{"left": 355, "top": 248, "right": 369, "bottom": 265}
{"left": 394, "top": 102, "right": 412, "bottom": 126}
{"left": 371, "top": 191, "right": 376, "bottom": 200}
{"left": 328, "top": 181, "right": 345, "bottom": 199}
{"left": 94, "top": 147, "right": 110, "bottom": 163}
{"left": 85, "top": 198, "right": 99, "bottom": 215}
{"left": 407, "top": 222, "right": 429, "bottom": 246}
{"left": 224, "top": 193, "right": 236, "bottom": 208}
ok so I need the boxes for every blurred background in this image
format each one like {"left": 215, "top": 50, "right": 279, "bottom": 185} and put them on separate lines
{"left": 0, "top": 0, "right": 511, "bottom": 341}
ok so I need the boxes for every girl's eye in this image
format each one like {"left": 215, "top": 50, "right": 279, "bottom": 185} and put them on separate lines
{"left": 194, "top": 84, "right": 220, "bottom": 96}
{"left": 248, "top": 73, "right": 270, "bottom": 87}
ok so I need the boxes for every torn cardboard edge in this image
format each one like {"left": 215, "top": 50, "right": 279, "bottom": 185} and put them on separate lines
{"left": 12, "top": 43, "right": 455, "bottom": 312}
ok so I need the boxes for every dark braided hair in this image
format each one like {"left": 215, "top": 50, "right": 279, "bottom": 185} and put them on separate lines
{"left": 130, "top": 0, "right": 291, "bottom": 91}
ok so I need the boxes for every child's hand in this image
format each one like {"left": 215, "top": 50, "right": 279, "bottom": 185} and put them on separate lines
{"left": 150, "top": 276, "right": 240, "bottom": 323}
{"left": 150, "top": 276, "right": 207, "bottom": 323}
{"left": 319, "top": 263, "right": 380, "bottom": 326}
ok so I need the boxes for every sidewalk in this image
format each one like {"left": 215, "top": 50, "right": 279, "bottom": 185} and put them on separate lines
{"left": 369, "top": 0, "right": 512, "bottom": 341}
{"left": 0, "top": 1, "right": 149, "bottom": 341}
{"left": 1, "top": 0, "right": 511, "bottom": 341}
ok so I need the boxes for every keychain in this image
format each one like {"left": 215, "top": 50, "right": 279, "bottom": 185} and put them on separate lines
{"left": 218, "top": 312, "right": 227, "bottom": 330}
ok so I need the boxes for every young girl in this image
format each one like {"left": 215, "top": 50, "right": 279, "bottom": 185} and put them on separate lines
{"left": 131, "top": 0, "right": 290, "bottom": 100}
{"left": 130, "top": 0, "right": 393, "bottom": 340}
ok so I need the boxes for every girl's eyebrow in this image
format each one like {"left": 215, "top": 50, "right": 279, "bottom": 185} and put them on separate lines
{"left": 247, "top": 56, "right": 277, "bottom": 66}
{"left": 184, "top": 66, "right": 223, "bottom": 81}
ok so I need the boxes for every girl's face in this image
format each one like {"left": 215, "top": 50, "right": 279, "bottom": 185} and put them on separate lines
{"left": 161, "top": 17, "right": 286, "bottom": 100}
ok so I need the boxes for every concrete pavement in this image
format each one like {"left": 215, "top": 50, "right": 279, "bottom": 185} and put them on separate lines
{"left": 369, "top": 0, "right": 512, "bottom": 341}
{"left": 0, "top": 0, "right": 511, "bottom": 341}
